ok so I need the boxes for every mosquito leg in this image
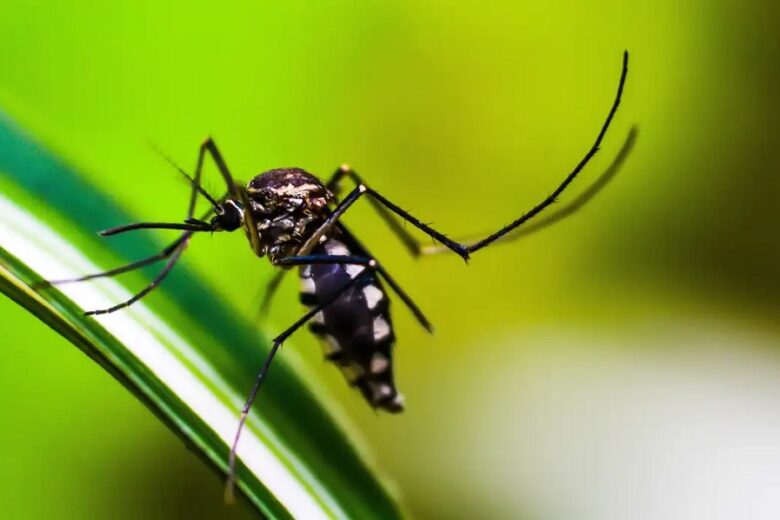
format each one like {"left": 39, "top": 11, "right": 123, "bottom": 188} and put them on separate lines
{"left": 93, "top": 144, "right": 220, "bottom": 238}
{"left": 37, "top": 233, "right": 191, "bottom": 288}
{"left": 277, "top": 252, "right": 431, "bottom": 331}
{"left": 296, "top": 182, "right": 467, "bottom": 259}
{"left": 296, "top": 186, "right": 366, "bottom": 255}
{"left": 308, "top": 51, "right": 629, "bottom": 261}
{"left": 420, "top": 126, "right": 638, "bottom": 255}
{"left": 52, "top": 140, "right": 227, "bottom": 312}
{"left": 225, "top": 267, "right": 373, "bottom": 502}
{"left": 98, "top": 221, "right": 210, "bottom": 236}
{"left": 254, "top": 255, "right": 371, "bottom": 322}
{"left": 194, "top": 138, "right": 240, "bottom": 200}
{"left": 373, "top": 263, "right": 432, "bottom": 332}
{"left": 84, "top": 240, "right": 190, "bottom": 316}
{"left": 462, "top": 51, "right": 628, "bottom": 254}
{"left": 76, "top": 152, "right": 217, "bottom": 310}
{"left": 256, "top": 194, "right": 427, "bottom": 321}
{"left": 326, "top": 165, "right": 423, "bottom": 257}
{"left": 274, "top": 254, "right": 375, "bottom": 267}
{"left": 335, "top": 222, "right": 433, "bottom": 332}
{"left": 195, "top": 138, "right": 263, "bottom": 256}
{"left": 38, "top": 199, "right": 217, "bottom": 290}
{"left": 360, "top": 187, "right": 470, "bottom": 259}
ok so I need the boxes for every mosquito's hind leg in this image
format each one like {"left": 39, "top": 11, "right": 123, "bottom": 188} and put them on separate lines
{"left": 335, "top": 223, "right": 433, "bottom": 333}
{"left": 315, "top": 52, "right": 628, "bottom": 261}
{"left": 419, "top": 126, "right": 638, "bottom": 255}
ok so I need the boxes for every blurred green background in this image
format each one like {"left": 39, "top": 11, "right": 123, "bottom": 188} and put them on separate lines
{"left": 1, "top": 1, "right": 779, "bottom": 518}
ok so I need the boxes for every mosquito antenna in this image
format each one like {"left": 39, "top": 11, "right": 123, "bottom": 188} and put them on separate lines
{"left": 149, "top": 143, "right": 222, "bottom": 209}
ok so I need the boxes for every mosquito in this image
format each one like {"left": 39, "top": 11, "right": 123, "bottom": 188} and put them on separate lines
{"left": 41, "top": 51, "right": 629, "bottom": 499}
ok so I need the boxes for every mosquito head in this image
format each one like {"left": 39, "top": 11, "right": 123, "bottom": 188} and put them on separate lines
{"left": 210, "top": 199, "right": 244, "bottom": 231}
{"left": 246, "top": 167, "right": 331, "bottom": 216}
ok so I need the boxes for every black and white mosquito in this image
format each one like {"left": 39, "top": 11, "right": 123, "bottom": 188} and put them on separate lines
{"left": 42, "top": 52, "right": 628, "bottom": 499}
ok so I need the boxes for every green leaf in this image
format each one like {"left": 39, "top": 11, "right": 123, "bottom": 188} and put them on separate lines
{"left": 0, "top": 113, "right": 403, "bottom": 519}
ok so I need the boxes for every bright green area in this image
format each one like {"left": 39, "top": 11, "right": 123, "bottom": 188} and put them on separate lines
{"left": 1, "top": 1, "right": 778, "bottom": 518}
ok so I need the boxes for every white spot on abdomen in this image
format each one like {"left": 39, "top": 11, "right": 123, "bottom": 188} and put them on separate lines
{"left": 324, "top": 240, "right": 350, "bottom": 256}
{"left": 300, "top": 276, "right": 315, "bottom": 294}
{"left": 346, "top": 264, "right": 365, "bottom": 278}
{"left": 362, "top": 285, "right": 383, "bottom": 309}
{"left": 370, "top": 352, "right": 389, "bottom": 374}
{"left": 372, "top": 316, "right": 391, "bottom": 342}
{"left": 368, "top": 381, "right": 393, "bottom": 403}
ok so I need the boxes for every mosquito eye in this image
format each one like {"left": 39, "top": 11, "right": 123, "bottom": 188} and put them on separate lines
{"left": 218, "top": 202, "right": 243, "bottom": 231}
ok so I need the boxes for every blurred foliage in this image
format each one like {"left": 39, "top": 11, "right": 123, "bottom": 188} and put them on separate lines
{"left": 0, "top": 1, "right": 778, "bottom": 518}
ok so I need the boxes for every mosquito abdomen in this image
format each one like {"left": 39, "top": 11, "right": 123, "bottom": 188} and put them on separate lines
{"left": 299, "top": 237, "right": 404, "bottom": 412}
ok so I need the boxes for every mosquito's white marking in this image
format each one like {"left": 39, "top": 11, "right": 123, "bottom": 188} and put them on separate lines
{"left": 325, "top": 240, "right": 350, "bottom": 256}
{"left": 369, "top": 382, "right": 392, "bottom": 403}
{"left": 301, "top": 266, "right": 312, "bottom": 278}
{"left": 391, "top": 393, "right": 405, "bottom": 408}
{"left": 372, "top": 316, "right": 391, "bottom": 342}
{"left": 273, "top": 216, "right": 295, "bottom": 229}
{"left": 362, "top": 285, "right": 383, "bottom": 310}
{"left": 318, "top": 235, "right": 328, "bottom": 244}
{"left": 270, "top": 182, "right": 323, "bottom": 197}
{"left": 346, "top": 264, "right": 365, "bottom": 278}
{"left": 300, "top": 276, "right": 316, "bottom": 294}
{"left": 370, "top": 352, "right": 389, "bottom": 374}
{"left": 311, "top": 312, "right": 325, "bottom": 325}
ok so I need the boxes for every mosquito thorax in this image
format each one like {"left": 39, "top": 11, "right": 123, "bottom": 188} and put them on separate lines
{"left": 246, "top": 168, "right": 333, "bottom": 261}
